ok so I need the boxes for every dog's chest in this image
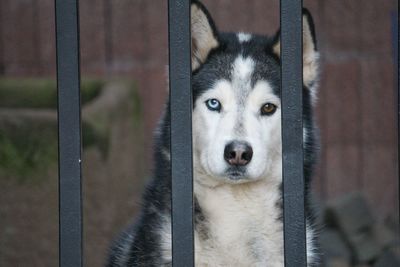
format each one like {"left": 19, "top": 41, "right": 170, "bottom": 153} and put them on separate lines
{"left": 194, "top": 182, "right": 284, "bottom": 266}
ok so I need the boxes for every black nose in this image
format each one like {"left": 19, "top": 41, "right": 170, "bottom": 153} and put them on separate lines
{"left": 224, "top": 141, "right": 253, "bottom": 166}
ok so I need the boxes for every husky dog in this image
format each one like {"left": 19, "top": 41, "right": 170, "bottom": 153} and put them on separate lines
{"left": 108, "top": 1, "right": 319, "bottom": 266}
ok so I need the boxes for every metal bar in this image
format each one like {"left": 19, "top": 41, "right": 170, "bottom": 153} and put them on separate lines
{"left": 55, "top": 0, "right": 83, "bottom": 266}
{"left": 168, "top": 0, "right": 194, "bottom": 266}
{"left": 395, "top": 11, "right": 399, "bottom": 225}
{"left": 280, "top": 0, "right": 307, "bottom": 266}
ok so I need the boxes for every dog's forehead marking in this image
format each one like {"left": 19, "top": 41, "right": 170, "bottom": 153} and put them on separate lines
{"left": 231, "top": 55, "right": 255, "bottom": 102}
{"left": 232, "top": 56, "right": 254, "bottom": 87}
{"left": 231, "top": 55, "right": 255, "bottom": 135}
{"left": 237, "top": 32, "right": 252, "bottom": 43}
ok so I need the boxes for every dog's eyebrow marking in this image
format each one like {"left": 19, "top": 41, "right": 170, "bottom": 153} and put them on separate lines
{"left": 237, "top": 32, "right": 252, "bottom": 43}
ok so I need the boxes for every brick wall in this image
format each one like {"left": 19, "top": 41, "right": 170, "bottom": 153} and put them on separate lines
{"left": 0, "top": 0, "right": 398, "bottom": 218}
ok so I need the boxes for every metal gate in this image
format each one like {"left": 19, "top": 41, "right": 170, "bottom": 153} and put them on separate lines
{"left": 55, "top": 0, "right": 317, "bottom": 266}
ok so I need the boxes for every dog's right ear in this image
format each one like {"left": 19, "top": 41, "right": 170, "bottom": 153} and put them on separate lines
{"left": 191, "top": 1, "right": 219, "bottom": 71}
{"left": 272, "top": 8, "right": 319, "bottom": 101}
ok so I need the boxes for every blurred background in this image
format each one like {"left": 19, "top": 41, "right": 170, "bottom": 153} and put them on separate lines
{"left": 0, "top": 0, "right": 398, "bottom": 266}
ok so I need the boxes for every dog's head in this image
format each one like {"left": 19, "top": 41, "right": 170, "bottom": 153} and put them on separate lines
{"left": 190, "top": 1, "right": 319, "bottom": 186}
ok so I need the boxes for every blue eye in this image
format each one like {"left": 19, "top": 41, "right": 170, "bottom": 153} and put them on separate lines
{"left": 205, "top": 99, "right": 221, "bottom": 112}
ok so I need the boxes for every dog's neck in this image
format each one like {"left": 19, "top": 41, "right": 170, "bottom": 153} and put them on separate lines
{"left": 193, "top": 169, "right": 282, "bottom": 210}
{"left": 192, "top": 170, "right": 284, "bottom": 266}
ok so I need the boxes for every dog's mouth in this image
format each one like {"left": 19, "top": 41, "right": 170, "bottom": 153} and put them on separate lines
{"left": 225, "top": 167, "right": 248, "bottom": 181}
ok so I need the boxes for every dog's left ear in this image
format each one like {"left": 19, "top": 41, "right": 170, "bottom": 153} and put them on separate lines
{"left": 272, "top": 9, "right": 319, "bottom": 90}
{"left": 191, "top": 1, "right": 219, "bottom": 71}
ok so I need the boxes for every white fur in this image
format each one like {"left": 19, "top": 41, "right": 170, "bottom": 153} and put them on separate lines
{"left": 306, "top": 223, "right": 317, "bottom": 264}
{"left": 237, "top": 32, "right": 252, "bottom": 43}
{"left": 159, "top": 216, "right": 172, "bottom": 264}
{"left": 161, "top": 147, "right": 171, "bottom": 161}
{"left": 194, "top": 178, "right": 284, "bottom": 266}
{"left": 232, "top": 56, "right": 255, "bottom": 83}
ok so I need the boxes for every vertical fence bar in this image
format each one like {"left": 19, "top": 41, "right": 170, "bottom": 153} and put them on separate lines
{"left": 55, "top": 1, "right": 82, "bottom": 267}
{"left": 280, "top": 0, "right": 307, "bottom": 266}
{"left": 168, "top": 0, "right": 194, "bottom": 266}
{"left": 396, "top": 11, "right": 399, "bottom": 226}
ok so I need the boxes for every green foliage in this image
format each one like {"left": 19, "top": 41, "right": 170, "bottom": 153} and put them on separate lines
{"left": 0, "top": 130, "right": 57, "bottom": 183}
{"left": 0, "top": 78, "right": 142, "bottom": 182}
{"left": 0, "top": 78, "right": 104, "bottom": 109}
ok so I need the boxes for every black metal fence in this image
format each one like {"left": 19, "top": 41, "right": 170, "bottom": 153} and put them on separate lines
{"left": 168, "top": 1, "right": 195, "bottom": 265}
{"left": 55, "top": 1, "right": 82, "bottom": 266}
{"left": 55, "top": 0, "right": 314, "bottom": 266}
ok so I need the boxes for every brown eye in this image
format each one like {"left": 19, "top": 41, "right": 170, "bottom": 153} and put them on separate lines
{"left": 261, "top": 103, "right": 277, "bottom": 116}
